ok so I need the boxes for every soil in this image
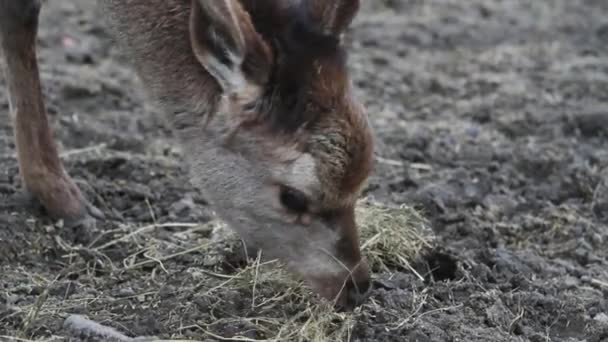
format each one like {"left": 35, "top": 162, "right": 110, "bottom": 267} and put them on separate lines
{"left": 2, "top": 0, "right": 608, "bottom": 341}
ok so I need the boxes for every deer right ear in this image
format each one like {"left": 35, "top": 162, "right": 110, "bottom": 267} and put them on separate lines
{"left": 302, "top": 0, "right": 360, "bottom": 37}
{"left": 189, "top": 0, "right": 273, "bottom": 94}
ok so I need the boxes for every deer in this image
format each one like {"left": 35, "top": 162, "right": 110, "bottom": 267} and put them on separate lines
{"left": 0, "top": 0, "right": 375, "bottom": 310}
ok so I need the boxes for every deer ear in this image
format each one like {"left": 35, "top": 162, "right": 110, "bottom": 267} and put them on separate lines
{"left": 189, "top": 0, "right": 273, "bottom": 93}
{"left": 302, "top": 0, "right": 360, "bottom": 37}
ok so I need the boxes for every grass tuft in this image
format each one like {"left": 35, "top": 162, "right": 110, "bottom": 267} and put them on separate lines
{"left": 358, "top": 199, "right": 434, "bottom": 275}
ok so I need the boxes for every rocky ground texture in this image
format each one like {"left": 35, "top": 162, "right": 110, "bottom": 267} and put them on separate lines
{"left": 1, "top": 0, "right": 608, "bottom": 341}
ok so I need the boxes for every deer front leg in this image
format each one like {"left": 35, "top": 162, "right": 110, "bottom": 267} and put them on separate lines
{"left": 0, "top": 0, "right": 102, "bottom": 228}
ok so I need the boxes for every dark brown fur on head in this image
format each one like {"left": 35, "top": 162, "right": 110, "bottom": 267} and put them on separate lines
{"left": 231, "top": 2, "right": 373, "bottom": 282}
{"left": 240, "top": 0, "right": 373, "bottom": 207}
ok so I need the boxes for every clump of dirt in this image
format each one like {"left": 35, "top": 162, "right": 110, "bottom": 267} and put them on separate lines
{"left": 2, "top": 0, "right": 608, "bottom": 341}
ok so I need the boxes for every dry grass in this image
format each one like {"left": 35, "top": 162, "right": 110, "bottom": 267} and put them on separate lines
{"left": 187, "top": 199, "right": 434, "bottom": 341}
{"left": 191, "top": 264, "right": 356, "bottom": 342}
{"left": 1, "top": 200, "right": 433, "bottom": 342}
{"left": 358, "top": 199, "right": 434, "bottom": 277}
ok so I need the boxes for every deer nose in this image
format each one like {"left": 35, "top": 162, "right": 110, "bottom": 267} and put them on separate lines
{"left": 337, "top": 261, "right": 372, "bottom": 311}
{"left": 345, "top": 276, "right": 371, "bottom": 307}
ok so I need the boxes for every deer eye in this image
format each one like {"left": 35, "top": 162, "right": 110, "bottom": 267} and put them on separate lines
{"left": 279, "top": 186, "right": 309, "bottom": 214}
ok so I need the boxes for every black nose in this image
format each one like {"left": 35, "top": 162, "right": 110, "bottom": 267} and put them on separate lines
{"left": 341, "top": 277, "right": 372, "bottom": 310}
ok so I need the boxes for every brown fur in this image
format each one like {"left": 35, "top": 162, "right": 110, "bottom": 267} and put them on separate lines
{"left": 0, "top": 0, "right": 88, "bottom": 220}
{"left": 301, "top": 0, "right": 361, "bottom": 36}
{"left": 0, "top": 0, "right": 374, "bottom": 309}
{"left": 242, "top": 0, "right": 374, "bottom": 210}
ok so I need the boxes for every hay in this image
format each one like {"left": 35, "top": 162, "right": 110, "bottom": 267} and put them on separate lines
{"left": 195, "top": 199, "right": 434, "bottom": 342}
{"left": 357, "top": 199, "right": 435, "bottom": 275}
{"left": 3, "top": 201, "right": 433, "bottom": 342}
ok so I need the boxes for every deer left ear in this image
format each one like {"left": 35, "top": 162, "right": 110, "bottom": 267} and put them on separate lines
{"left": 189, "top": 0, "right": 273, "bottom": 94}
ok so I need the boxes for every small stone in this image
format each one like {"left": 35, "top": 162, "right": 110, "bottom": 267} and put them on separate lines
{"left": 574, "top": 112, "right": 608, "bottom": 137}
{"left": 170, "top": 196, "right": 195, "bottom": 215}
{"left": 562, "top": 276, "right": 579, "bottom": 288}
{"left": 597, "top": 23, "right": 608, "bottom": 41}
{"left": 117, "top": 287, "right": 135, "bottom": 297}
{"left": 594, "top": 313, "right": 608, "bottom": 324}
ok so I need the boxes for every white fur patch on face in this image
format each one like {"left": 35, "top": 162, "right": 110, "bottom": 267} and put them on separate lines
{"left": 285, "top": 153, "right": 319, "bottom": 197}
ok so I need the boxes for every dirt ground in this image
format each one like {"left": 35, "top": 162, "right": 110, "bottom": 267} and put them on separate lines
{"left": 2, "top": 0, "right": 608, "bottom": 341}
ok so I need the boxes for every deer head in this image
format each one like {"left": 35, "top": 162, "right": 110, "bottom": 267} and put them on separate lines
{"left": 184, "top": 0, "right": 373, "bottom": 309}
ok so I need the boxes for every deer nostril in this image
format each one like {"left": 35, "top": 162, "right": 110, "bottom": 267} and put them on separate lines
{"left": 345, "top": 278, "right": 372, "bottom": 308}
{"left": 353, "top": 278, "right": 371, "bottom": 295}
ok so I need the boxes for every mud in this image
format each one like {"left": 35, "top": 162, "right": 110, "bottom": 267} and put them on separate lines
{"left": 1, "top": 0, "right": 608, "bottom": 341}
